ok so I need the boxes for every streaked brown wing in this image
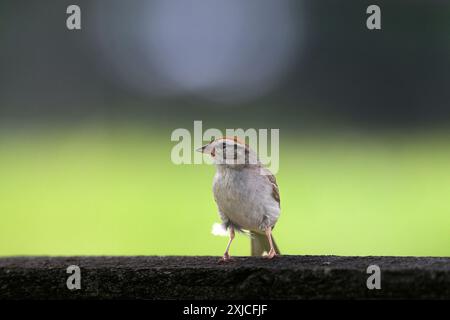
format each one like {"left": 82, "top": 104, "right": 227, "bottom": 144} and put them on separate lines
{"left": 266, "top": 172, "right": 280, "bottom": 207}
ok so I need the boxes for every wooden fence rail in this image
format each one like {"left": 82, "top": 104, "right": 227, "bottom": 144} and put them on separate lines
{"left": 1, "top": 256, "right": 449, "bottom": 299}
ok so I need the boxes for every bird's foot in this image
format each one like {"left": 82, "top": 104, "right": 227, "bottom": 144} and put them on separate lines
{"left": 263, "top": 249, "right": 277, "bottom": 259}
{"left": 218, "top": 253, "right": 233, "bottom": 263}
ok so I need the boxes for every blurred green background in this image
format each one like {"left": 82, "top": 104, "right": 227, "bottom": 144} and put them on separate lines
{"left": 1, "top": 124, "right": 449, "bottom": 257}
{"left": 1, "top": 0, "right": 450, "bottom": 256}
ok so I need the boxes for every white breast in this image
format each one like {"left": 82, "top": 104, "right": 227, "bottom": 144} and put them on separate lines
{"left": 212, "top": 166, "right": 280, "bottom": 232}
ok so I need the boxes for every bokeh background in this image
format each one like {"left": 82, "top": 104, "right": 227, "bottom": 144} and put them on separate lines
{"left": 1, "top": 0, "right": 449, "bottom": 257}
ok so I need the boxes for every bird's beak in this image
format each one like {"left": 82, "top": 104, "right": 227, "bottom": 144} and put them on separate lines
{"left": 196, "top": 143, "right": 215, "bottom": 156}
{"left": 196, "top": 144, "right": 209, "bottom": 153}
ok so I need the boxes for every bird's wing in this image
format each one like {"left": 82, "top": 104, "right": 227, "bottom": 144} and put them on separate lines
{"left": 262, "top": 168, "right": 280, "bottom": 207}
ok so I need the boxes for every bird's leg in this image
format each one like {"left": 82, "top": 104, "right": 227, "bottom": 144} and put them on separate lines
{"left": 221, "top": 226, "right": 235, "bottom": 262}
{"left": 264, "top": 227, "right": 276, "bottom": 259}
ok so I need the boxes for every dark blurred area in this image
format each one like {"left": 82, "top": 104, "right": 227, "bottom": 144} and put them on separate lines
{"left": 0, "top": 0, "right": 449, "bottom": 129}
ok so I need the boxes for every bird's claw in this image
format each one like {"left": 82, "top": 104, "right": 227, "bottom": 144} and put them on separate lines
{"left": 218, "top": 253, "right": 233, "bottom": 263}
{"left": 263, "top": 249, "right": 277, "bottom": 259}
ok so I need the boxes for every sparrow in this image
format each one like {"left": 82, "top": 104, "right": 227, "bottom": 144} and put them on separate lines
{"left": 197, "top": 136, "right": 281, "bottom": 261}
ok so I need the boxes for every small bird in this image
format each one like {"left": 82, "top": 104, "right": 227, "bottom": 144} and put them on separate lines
{"left": 197, "top": 136, "right": 281, "bottom": 261}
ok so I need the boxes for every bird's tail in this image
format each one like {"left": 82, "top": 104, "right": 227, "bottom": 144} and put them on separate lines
{"left": 251, "top": 232, "right": 281, "bottom": 256}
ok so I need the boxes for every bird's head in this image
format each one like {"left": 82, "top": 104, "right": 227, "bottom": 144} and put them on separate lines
{"left": 196, "top": 136, "right": 258, "bottom": 167}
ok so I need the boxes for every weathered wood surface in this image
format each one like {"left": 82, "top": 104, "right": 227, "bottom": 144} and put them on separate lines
{"left": 0, "top": 255, "right": 449, "bottom": 299}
